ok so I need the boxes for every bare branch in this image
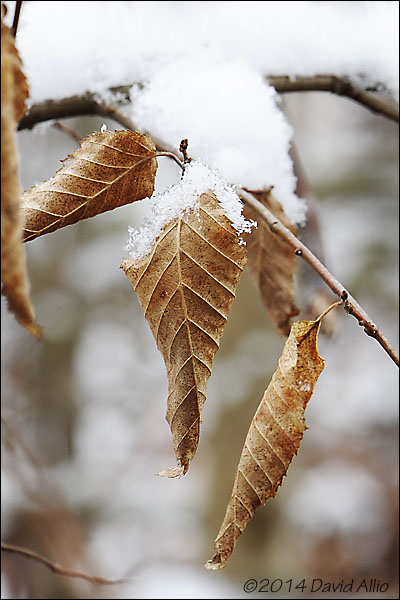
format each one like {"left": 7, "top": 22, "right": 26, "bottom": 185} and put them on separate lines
{"left": 19, "top": 91, "right": 115, "bottom": 129}
{"left": 18, "top": 91, "right": 174, "bottom": 152}
{"left": 238, "top": 188, "right": 399, "bottom": 367}
{"left": 1, "top": 542, "right": 127, "bottom": 586}
{"left": 268, "top": 75, "right": 399, "bottom": 122}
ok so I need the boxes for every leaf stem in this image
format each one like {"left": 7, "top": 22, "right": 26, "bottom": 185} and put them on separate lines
{"left": 156, "top": 151, "right": 184, "bottom": 171}
{"left": 315, "top": 300, "right": 343, "bottom": 323}
{"left": 238, "top": 188, "right": 399, "bottom": 367}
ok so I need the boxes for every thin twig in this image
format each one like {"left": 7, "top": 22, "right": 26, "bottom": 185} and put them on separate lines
{"left": 268, "top": 75, "right": 399, "bottom": 122}
{"left": 11, "top": 1, "right": 23, "bottom": 37}
{"left": 238, "top": 188, "right": 399, "bottom": 367}
{"left": 1, "top": 542, "right": 126, "bottom": 585}
{"left": 53, "top": 121, "right": 83, "bottom": 143}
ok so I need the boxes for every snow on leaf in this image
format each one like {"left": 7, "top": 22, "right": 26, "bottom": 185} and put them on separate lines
{"left": 205, "top": 319, "right": 324, "bottom": 570}
{"left": 1, "top": 9, "right": 40, "bottom": 338}
{"left": 243, "top": 190, "right": 299, "bottom": 336}
{"left": 21, "top": 130, "right": 157, "bottom": 242}
{"left": 125, "top": 161, "right": 253, "bottom": 263}
{"left": 122, "top": 191, "right": 247, "bottom": 476}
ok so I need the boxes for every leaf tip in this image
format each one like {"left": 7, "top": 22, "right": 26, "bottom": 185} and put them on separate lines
{"left": 26, "top": 322, "right": 42, "bottom": 341}
{"left": 156, "top": 464, "right": 186, "bottom": 479}
{"left": 204, "top": 554, "right": 225, "bottom": 571}
{"left": 120, "top": 259, "right": 131, "bottom": 273}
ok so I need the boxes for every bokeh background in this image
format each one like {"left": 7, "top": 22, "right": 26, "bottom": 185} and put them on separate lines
{"left": 1, "top": 30, "right": 399, "bottom": 600}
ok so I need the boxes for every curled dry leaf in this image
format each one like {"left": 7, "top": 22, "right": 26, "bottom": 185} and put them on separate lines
{"left": 243, "top": 190, "right": 299, "bottom": 336}
{"left": 206, "top": 319, "right": 324, "bottom": 570}
{"left": 122, "top": 191, "right": 247, "bottom": 476}
{"left": 21, "top": 130, "right": 157, "bottom": 242}
{"left": 1, "top": 11, "right": 40, "bottom": 338}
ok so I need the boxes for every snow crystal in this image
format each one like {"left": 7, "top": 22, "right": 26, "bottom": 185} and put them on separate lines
{"left": 125, "top": 161, "right": 254, "bottom": 261}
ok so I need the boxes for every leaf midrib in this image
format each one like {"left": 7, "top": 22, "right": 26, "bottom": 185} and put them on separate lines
{"left": 175, "top": 218, "right": 201, "bottom": 442}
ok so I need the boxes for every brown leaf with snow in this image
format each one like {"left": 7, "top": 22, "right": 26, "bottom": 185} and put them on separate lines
{"left": 122, "top": 191, "right": 247, "bottom": 476}
{"left": 206, "top": 319, "right": 324, "bottom": 569}
{"left": 1, "top": 12, "right": 40, "bottom": 338}
{"left": 244, "top": 190, "right": 299, "bottom": 336}
{"left": 21, "top": 130, "right": 157, "bottom": 242}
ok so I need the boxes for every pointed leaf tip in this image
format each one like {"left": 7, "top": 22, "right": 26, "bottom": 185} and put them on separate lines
{"left": 156, "top": 465, "right": 186, "bottom": 479}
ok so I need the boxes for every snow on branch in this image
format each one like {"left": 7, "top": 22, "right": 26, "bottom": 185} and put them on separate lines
{"left": 19, "top": 75, "right": 399, "bottom": 134}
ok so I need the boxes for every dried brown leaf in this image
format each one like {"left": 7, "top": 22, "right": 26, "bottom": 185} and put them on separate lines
{"left": 1, "top": 12, "right": 40, "bottom": 338}
{"left": 122, "top": 191, "right": 247, "bottom": 476}
{"left": 21, "top": 130, "right": 158, "bottom": 242}
{"left": 244, "top": 190, "right": 299, "bottom": 336}
{"left": 206, "top": 319, "right": 324, "bottom": 569}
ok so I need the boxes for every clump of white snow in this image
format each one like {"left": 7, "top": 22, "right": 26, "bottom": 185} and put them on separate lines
{"left": 14, "top": 1, "right": 399, "bottom": 102}
{"left": 125, "top": 161, "right": 254, "bottom": 261}
{"left": 131, "top": 57, "right": 307, "bottom": 225}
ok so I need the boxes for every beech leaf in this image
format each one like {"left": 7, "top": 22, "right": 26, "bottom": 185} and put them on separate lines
{"left": 21, "top": 130, "right": 158, "bottom": 242}
{"left": 1, "top": 10, "right": 40, "bottom": 338}
{"left": 206, "top": 318, "right": 324, "bottom": 570}
{"left": 122, "top": 191, "right": 247, "bottom": 476}
{"left": 243, "top": 190, "right": 299, "bottom": 336}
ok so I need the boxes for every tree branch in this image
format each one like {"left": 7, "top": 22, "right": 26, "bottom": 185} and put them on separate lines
{"left": 238, "top": 188, "right": 399, "bottom": 367}
{"left": 18, "top": 74, "right": 398, "bottom": 137}
{"left": 268, "top": 75, "right": 399, "bottom": 122}
{"left": 18, "top": 91, "right": 174, "bottom": 152}
{"left": 1, "top": 541, "right": 126, "bottom": 586}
